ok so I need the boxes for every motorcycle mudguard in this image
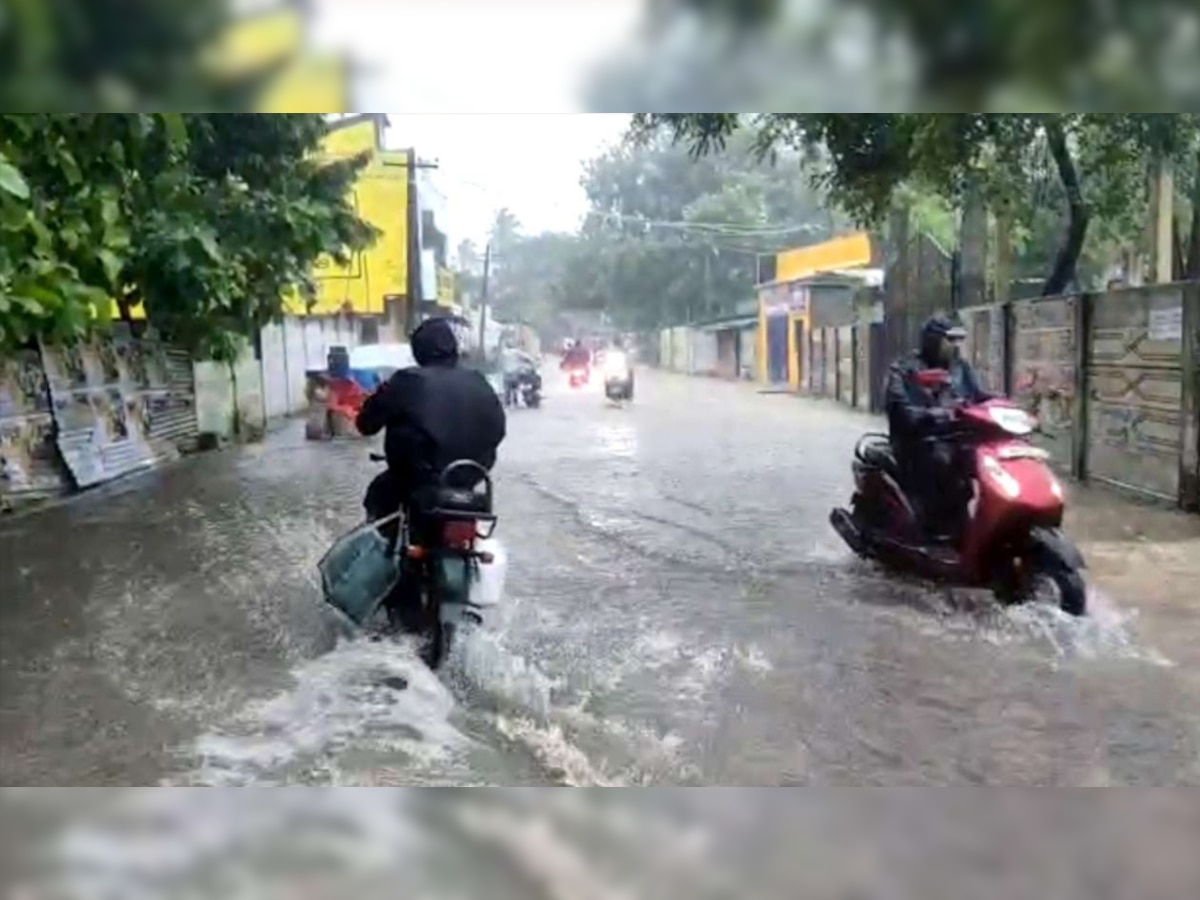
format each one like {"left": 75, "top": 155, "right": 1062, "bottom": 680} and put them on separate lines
{"left": 434, "top": 557, "right": 482, "bottom": 626}
{"left": 1027, "top": 526, "right": 1086, "bottom": 570}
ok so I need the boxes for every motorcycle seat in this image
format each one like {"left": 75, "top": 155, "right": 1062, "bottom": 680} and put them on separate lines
{"left": 860, "top": 441, "right": 901, "bottom": 478}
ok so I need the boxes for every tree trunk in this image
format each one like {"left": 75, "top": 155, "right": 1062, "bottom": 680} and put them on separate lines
{"left": 1042, "top": 119, "right": 1090, "bottom": 297}
{"left": 1173, "top": 215, "right": 1187, "bottom": 282}
{"left": 229, "top": 359, "right": 241, "bottom": 439}
{"left": 1189, "top": 149, "right": 1200, "bottom": 280}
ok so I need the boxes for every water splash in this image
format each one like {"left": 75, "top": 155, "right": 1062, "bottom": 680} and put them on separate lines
{"left": 171, "top": 638, "right": 466, "bottom": 786}
{"left": 917, "top": 584, "right": 1173, "bottom": 666}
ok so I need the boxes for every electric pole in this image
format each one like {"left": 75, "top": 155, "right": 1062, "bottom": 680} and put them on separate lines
{"left": 404, "top": 151, "right": 441, "bottom": 337}
{"left": 478, "top": 242, "right": 491, "bottom": 360}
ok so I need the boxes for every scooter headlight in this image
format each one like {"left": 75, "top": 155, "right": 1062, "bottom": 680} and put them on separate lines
{"left": 989, "top": 406, "right": 1035, "bottom": 436}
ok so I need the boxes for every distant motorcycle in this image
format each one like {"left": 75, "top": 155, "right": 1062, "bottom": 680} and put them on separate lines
{"left": 320, "top": 456, "right": 506, "bottom": 668}
{"left": 829, "top": 370, "right": 1087, "bottom": 616}
{"left": 602, "top": 350, "right": 634, "bottom": 402}
{"left": 519, "top": 370, "right": 542, "bottom": 408}
{"left": 504, "top": 368, "right": 542, "bottom": 409}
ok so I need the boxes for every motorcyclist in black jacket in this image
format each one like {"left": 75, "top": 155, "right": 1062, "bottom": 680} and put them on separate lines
{"left": 885, "top": 313, "right": 992, "bottom": 540}
{"left": 357, "top": 317, "right": 506, "bottom": 524}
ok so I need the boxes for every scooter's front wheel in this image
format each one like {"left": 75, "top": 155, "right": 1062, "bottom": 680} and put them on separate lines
{"left": 1000, "top": 548, "right": 1087, "bottom": 616}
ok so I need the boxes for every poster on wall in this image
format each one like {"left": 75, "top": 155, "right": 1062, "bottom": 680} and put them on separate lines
{"left": 1149, "top": 307, "right": 1183, "bottom": 342}
{"left": 39, "top": 329, "right": 182, "bottom": 488}
{"left": 0, "top": 349, "right": 68, "bottom": 505}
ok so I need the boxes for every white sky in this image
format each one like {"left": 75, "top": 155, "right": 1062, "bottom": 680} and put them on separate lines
{"left": 312, "top": 1, "right": 640, "bottom": 246}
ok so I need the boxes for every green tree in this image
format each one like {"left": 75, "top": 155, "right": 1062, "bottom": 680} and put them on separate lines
{"left": 1, "top": 114, "right": 375, "bottom": 359}
{"left": 0, "top": 0, "right": 270, "bottom": 111}
{"left": 132, "top": 114, "right": 376, "bottom": 360}
{"left": 597, "top": 1, "right": 1200, "bottom": 110}
{"left": 569, "top": 130, "right": 842, "bottom": 328}
{"left": 633, "top": 113, "right": 1200, "bottom": 295}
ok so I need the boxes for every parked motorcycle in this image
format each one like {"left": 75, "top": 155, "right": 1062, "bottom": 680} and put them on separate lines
{"left": 602, "top": 350, "right": 634, "bottom": 402}
{"left": 829, "top": 371, "right": 1086, "bottom": 615}
{"left": 319, "top": 456, "right": 506, "bottom": 668}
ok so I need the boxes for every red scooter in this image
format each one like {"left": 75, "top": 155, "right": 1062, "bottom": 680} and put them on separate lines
{"left": 561, "top": 352, "right": 591, "bottom": 389}
{"left": 830, "top": 370, "right": 1087, "bottom": 615}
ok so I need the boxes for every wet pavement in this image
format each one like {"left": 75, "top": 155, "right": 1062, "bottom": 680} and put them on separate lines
{"left": 3, "top": 369, "right": 1200, "bottom": 787}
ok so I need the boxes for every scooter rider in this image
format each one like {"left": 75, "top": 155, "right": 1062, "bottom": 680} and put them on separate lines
{"left": 357, "top": 317, "right": 506, "bottom": 526}
{"left": 885, "top": 313, "right": 992, "bottom": 540}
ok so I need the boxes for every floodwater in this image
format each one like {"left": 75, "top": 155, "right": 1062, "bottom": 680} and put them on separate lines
{"left": 3, "top": 370, "right": 1200, "bottom": 789}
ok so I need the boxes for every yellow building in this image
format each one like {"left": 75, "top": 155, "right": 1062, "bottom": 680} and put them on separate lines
{"left": 286, "top": 114, "right": 411, "bottom": 327}
{"left": 757, "top": 232, "right": 874, "bottom": 388}
{"left": 207, "top": 1, "right": 350, "bottom": 113}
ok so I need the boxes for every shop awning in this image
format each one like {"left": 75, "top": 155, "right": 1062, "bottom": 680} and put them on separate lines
{"left": 696, "top": 315, "right": 759, "bottom": 332}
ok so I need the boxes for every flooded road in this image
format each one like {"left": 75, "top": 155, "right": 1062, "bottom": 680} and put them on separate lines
{"left": 3, "top": 370, "right": 1200, "bottom": 787}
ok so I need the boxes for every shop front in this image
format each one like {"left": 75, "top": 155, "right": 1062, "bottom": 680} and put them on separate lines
{"left": 757, "top": 283, "right": 809, "bottom": 388}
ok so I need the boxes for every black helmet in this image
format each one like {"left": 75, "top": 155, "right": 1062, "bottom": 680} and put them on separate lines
{"left": 920, "top": 313, "right": 966, "bottom": 366}
{"left": 411, "top": 317, "right": 459, "bottom": 366}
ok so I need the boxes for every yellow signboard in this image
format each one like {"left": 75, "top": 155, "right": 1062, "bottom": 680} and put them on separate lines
{"left": 775, "top": 232, "right": 872, "bottom": 284}
{"left": 437, "top": 268, "right": 456, "bottom": 308}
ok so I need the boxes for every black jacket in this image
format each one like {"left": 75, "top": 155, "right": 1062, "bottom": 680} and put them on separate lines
{"left": 356, "top": 322, "right": 506, "bottom": 492}
{"left": 885, "top": 352, "right": 992, "bottom": 449}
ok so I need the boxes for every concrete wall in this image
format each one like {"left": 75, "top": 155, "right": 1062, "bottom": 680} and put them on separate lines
{"left": 788, "top": 283, "right": 1197, "bottom": 509}
{"left": 194, "top": 342, "right": 266, "bottom": 441}
{"left": 259, "top": 314, "right": 363, "bottom": 423}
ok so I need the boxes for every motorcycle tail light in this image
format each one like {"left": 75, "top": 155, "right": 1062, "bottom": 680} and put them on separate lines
{"left": 442, "top": 520, "right": 477, "bottom": 549}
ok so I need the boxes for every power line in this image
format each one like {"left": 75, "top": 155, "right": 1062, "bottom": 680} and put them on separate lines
{"left": 437, "top": 171, "right": 828, "bottom": 239}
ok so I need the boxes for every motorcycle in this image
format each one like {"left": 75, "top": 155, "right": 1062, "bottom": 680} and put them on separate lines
{"left": 565, "top": 364, "right": 590, "bottom": 389}
{"left": 602, "top": 350, "right": 634, "bottom": 402}
{"left": 829, "top": 370, "right": 1087, "bottom": 616}
{"left": 319, "top": 456, "right": 506, "bottom": 668}
{"left": 504, "top": 368, "right": 542, "bottom": 409}
{"left": 520, "top": 370, "right": 542, "bottom": 408}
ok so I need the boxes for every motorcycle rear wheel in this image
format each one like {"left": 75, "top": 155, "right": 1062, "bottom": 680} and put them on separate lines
{"left": 421, "top": 621, "right": 455, "bottom": 669}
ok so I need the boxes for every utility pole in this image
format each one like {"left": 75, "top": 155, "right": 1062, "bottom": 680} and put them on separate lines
{"left": 478, "top": 242, "right": 491, "bottom": 360}
{"left": 404, "top": 150, "right": 441, "bottom": 337}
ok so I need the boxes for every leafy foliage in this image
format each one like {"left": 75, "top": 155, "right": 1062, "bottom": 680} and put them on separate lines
{"left": 595, "top": 1, "right": 1200, "bottom": 110}
{"left": 1, "top": 114, "right": 376, "bottom": 360}
{"left": 0, "top": 0, "right": 265, "bottom": 111}
{"left": 479, "top": 131, "right": 846, "bottom": 333}
{"left": 633, "top": 114, "right": 1200, "bottom": 294}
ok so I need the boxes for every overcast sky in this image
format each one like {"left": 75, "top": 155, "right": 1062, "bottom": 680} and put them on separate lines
{"left": 313, "top": 0, "right": 639, "bottom": 247}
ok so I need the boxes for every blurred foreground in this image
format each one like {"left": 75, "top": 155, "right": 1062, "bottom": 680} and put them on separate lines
{"left": 4, "top": 789, "right": 1200, "bottom": 899}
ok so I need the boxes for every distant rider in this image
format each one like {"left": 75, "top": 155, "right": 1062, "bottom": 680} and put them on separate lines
{"left": 500, "top": 341, "right": 538, "bottom": 406}
{"left": 562, "top": 340, "right": 591, "bottom": 371}
{"left": 885, "top": 313, "right": 992, "bottom": 540}
{"left": 357, "top": 317, "right": 506, "bottom": 523}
